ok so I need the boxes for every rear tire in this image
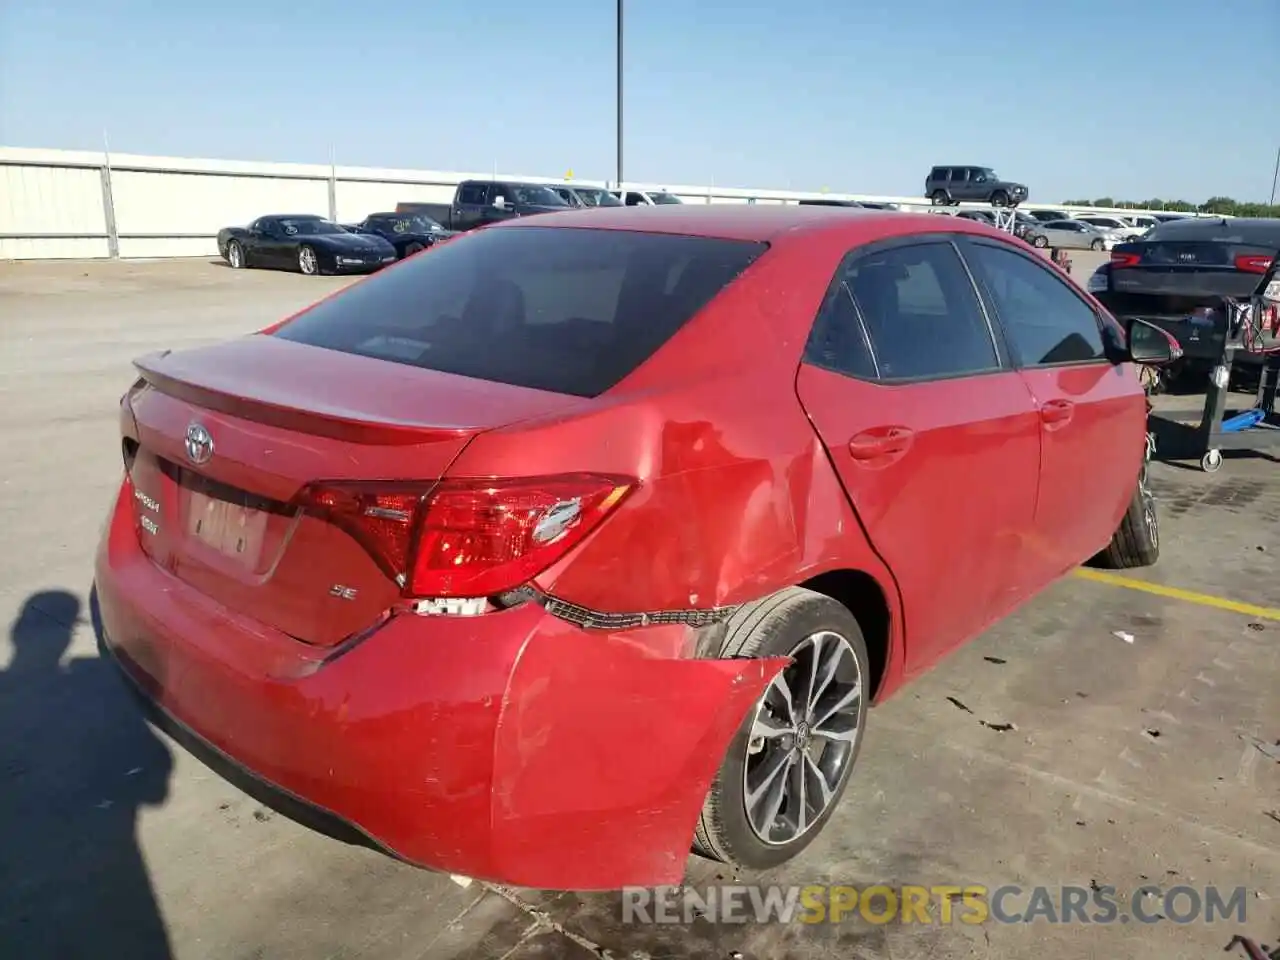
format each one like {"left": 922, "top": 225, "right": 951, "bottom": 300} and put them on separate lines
{"left": 405, "top": 241, "right": 425, "bottom": 258}
{"left": 930, "top": 190, "right": 950, "bottom": 206}
{"left": 693, "top": 587, "right": 870, "bottom": 871}
{"left": 1033, "top": 235, "right": 1049, "bottom": 248}
{"left": 1091, "top": 238, "right": 1105, "bottom": 251}
{"left": 1091, "top": 468, "right": 1159, "bottom": 569}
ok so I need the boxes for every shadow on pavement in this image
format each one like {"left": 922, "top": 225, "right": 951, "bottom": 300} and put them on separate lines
{"left": 0, "top": 590, "right": 174, "bottom": 959}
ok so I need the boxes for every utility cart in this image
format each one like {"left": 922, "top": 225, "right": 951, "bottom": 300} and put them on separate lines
{"left": 1147, "top": 264, "right": 1280, "bottom": 472}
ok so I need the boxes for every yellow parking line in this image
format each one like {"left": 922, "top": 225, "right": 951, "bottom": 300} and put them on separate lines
{"left": 1072, "top": 568, "right": 1280, "bottom": 622}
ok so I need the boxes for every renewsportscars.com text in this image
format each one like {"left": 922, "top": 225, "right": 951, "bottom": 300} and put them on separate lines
{"left": 621, "top": 884, "right": 1249, "bottom": 926}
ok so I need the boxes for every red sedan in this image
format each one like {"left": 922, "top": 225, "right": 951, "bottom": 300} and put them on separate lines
{"left": 95, "top": 204, "right": 1175, "bottom": 891}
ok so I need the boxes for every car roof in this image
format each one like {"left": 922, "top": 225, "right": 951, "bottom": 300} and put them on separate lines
{"left": 498, "top": 203, "right": 1023, "bottom": 245}
{"left": 270, "top": 213, "right": 324, "bottom": 220}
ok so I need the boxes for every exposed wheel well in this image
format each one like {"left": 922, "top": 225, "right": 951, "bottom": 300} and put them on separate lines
{"left": 800, "top": 569, "right": 890, "bottom": 699}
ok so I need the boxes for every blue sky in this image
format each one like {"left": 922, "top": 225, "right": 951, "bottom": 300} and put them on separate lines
{"left": 2, "top": 0, "right": 1277, "bottom": 203}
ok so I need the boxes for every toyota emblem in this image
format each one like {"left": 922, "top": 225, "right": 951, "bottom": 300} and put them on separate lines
{"left": 184, "top": 422, "right": 214, "bottom": 465}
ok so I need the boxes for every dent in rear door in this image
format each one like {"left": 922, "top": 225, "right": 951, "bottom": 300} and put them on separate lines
{"left": 794, "top": 239, "right": 1042, "bottom": 673}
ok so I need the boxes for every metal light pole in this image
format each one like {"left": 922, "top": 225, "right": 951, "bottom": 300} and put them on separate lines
{"left": 1269, "top": 145, "right": 1279, "bottom": 207}
{"left": 615, "top": 0, "right": 624, "bottom": 190}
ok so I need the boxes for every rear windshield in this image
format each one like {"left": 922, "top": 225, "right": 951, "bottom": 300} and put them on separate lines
{"left": 273, "top": 226, "right": 766, "bottom": 397}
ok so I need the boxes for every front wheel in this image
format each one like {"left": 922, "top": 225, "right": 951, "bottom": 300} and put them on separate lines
{"left": 298, "top": 245, "right": 319, "bottom": 275}
{"left": 990, "top": 190, "right": 1009, "bottom": 207}
{"left": 1090, "top": 238, "right": 1105, "bottom": 251}
{"left": 1033, "top": 234, "right": 1049, "bottom": 248}
{"left": 693, "top": 587, "right": 870, "bottom": 871}
{"left": 404, "top": 241, "right": 425, "bottom": 258}
{"left": 1090, "top": 467, "right": 1159, "bottom": 569}
{"left": 226, "top": 241, "right": 245, "bottom": 269}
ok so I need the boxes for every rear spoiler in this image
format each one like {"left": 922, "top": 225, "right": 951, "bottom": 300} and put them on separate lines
{"left": 133, "top": 343, "right": 474, "bottom": 446}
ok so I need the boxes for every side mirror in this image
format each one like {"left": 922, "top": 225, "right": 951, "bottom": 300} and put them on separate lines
{"left": 1126, "top": 318, "right": 1182, "bottom": 365}
{"left": 493, "top": 196, "right": 507, "bottom": 209}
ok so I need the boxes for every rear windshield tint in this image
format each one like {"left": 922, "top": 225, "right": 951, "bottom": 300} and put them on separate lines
{"left": 273, "top": 226, "right": 766, "bottom": 397}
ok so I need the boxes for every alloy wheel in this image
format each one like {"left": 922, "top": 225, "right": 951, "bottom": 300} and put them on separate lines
{"left": 299, "top": 247, "right": 317, "bottom": 275}
{"left": 743, "top": 629, "right": 863, "bottom": 845}
{"left": 1138, "top": 467, "right": 1158, "bottom": 549}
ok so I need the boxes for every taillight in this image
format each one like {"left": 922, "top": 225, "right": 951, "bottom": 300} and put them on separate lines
{"left": 1234, "top": 254, "right": 1275, "bottom": 274}
{"left": 299, "top": 474, "right": 634, "bottom": 599}
{"left": 1110, "top": 252, "right": 1141, "bottom": 268}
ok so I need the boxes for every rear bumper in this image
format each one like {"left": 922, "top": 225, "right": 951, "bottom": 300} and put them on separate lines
{"left": 95, "top": 479, "right": 783, "bottom": 890}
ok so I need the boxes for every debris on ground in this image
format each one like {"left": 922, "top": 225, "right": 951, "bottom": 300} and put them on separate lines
{"left": 983, "top": 656, "right": 1007, "bottom": 664}
{"left": 1112, "top": 630, "right": 1136, "bottom": 644}
{"left": 1143, "top": 729, "right": 1162, "bottom": 740}
{"left": 946, "top": 695, "right": 1016, "bottom": 731}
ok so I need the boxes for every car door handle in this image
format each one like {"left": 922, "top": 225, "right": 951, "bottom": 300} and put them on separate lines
{"left": 1040, "top": 399, "right": 1075, "bottom": 428}
{"left": 848, "top": 426, "right": 915, "bottom": 461}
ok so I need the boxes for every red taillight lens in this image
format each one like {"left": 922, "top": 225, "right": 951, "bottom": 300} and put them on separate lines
{"left": 300, "top": 483, "right": 430, "bottom": 586}
{"left": 412, "top": 475, "right": 633, "bottom": 597}
{"left": 1110, "top": 252, "right": 1141, "bottom": 268}
{"left": 299, "top": 474, "right": 634, "bottom": 599}
{"left": 1235, "top": 254, "right": 1275, "bottom": 274}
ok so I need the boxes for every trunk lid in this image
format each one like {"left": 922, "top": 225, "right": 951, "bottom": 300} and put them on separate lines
{"left": 125, "top": 335, "right": 588, "bottom": 646}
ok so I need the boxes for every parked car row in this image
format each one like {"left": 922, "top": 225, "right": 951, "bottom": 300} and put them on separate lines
{"left": 942, "top": 206, "right": 1193, "bottom": 251}
{"left": 215, "top": 172, "right": 1206, "bottom": 276}
{"left": 217, "top": 179, "right": 691, "bottom": 275}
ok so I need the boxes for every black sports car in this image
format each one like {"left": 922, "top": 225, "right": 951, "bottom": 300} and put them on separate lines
{"left": 217, "top": 214, "right": 397, "bottom": 275}
{"left": 342, "top": 212, "right": 458, "bottom": 259}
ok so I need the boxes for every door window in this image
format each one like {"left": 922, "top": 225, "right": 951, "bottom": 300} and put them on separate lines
{"left": 827, "top": 242, "right": 1001, "bottom": 381}
{"left": 458, "top": 183, "right": 488, "bottom": 205}
{"left": 803, "top": 281, "right": 878, "bottom": 380}
{"left": 965, "top": 242, "right": 1106, "bottom": 366}
{"left": 625, "top": 192, "right": 646, "bottom": 206}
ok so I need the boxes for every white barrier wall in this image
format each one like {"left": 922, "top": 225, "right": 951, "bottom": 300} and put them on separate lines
{"left": 0, "top": 145, "right": 1211, "bottom": 261}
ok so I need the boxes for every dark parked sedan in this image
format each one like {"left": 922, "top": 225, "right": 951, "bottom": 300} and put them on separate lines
{"left": 217, "top": 214, "right": 397, "bottom": 275}
{"left": 344, "top": 212, "right": 457, "bottom": 259}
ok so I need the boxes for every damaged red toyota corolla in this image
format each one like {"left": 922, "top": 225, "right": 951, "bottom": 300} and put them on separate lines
{"left": 94, "top": 205, "right": 1176, "bottom": 890}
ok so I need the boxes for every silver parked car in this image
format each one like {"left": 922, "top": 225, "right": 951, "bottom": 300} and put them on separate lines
{"left": 1026, "top": 219, "right": 1118, "bottom": 251}
{"left": 1075, "top": 215, "right": 1145, "bottom": 241}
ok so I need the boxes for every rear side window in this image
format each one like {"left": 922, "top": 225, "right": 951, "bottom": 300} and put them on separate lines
{"left": 273, "top": 226, "right": 766, "bottom": 397}
{"left": 965, "top": 242, "right": 1106, "bottom": 366}
{"left": 841, "top": 242, "right": 1000, "bottom": 381}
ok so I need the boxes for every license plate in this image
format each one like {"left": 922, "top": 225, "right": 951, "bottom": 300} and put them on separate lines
{"left": 186, "top": 491, "right": 268, "bottom": 566}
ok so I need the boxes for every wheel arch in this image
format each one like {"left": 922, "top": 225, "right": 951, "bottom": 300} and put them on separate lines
{"left": 797, "top": 568, "right": 894, "bottom": 702}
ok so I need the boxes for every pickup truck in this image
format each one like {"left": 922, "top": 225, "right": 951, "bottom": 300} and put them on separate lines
{"left": 395, "top": 179, "right": 570, "bottom": 232}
